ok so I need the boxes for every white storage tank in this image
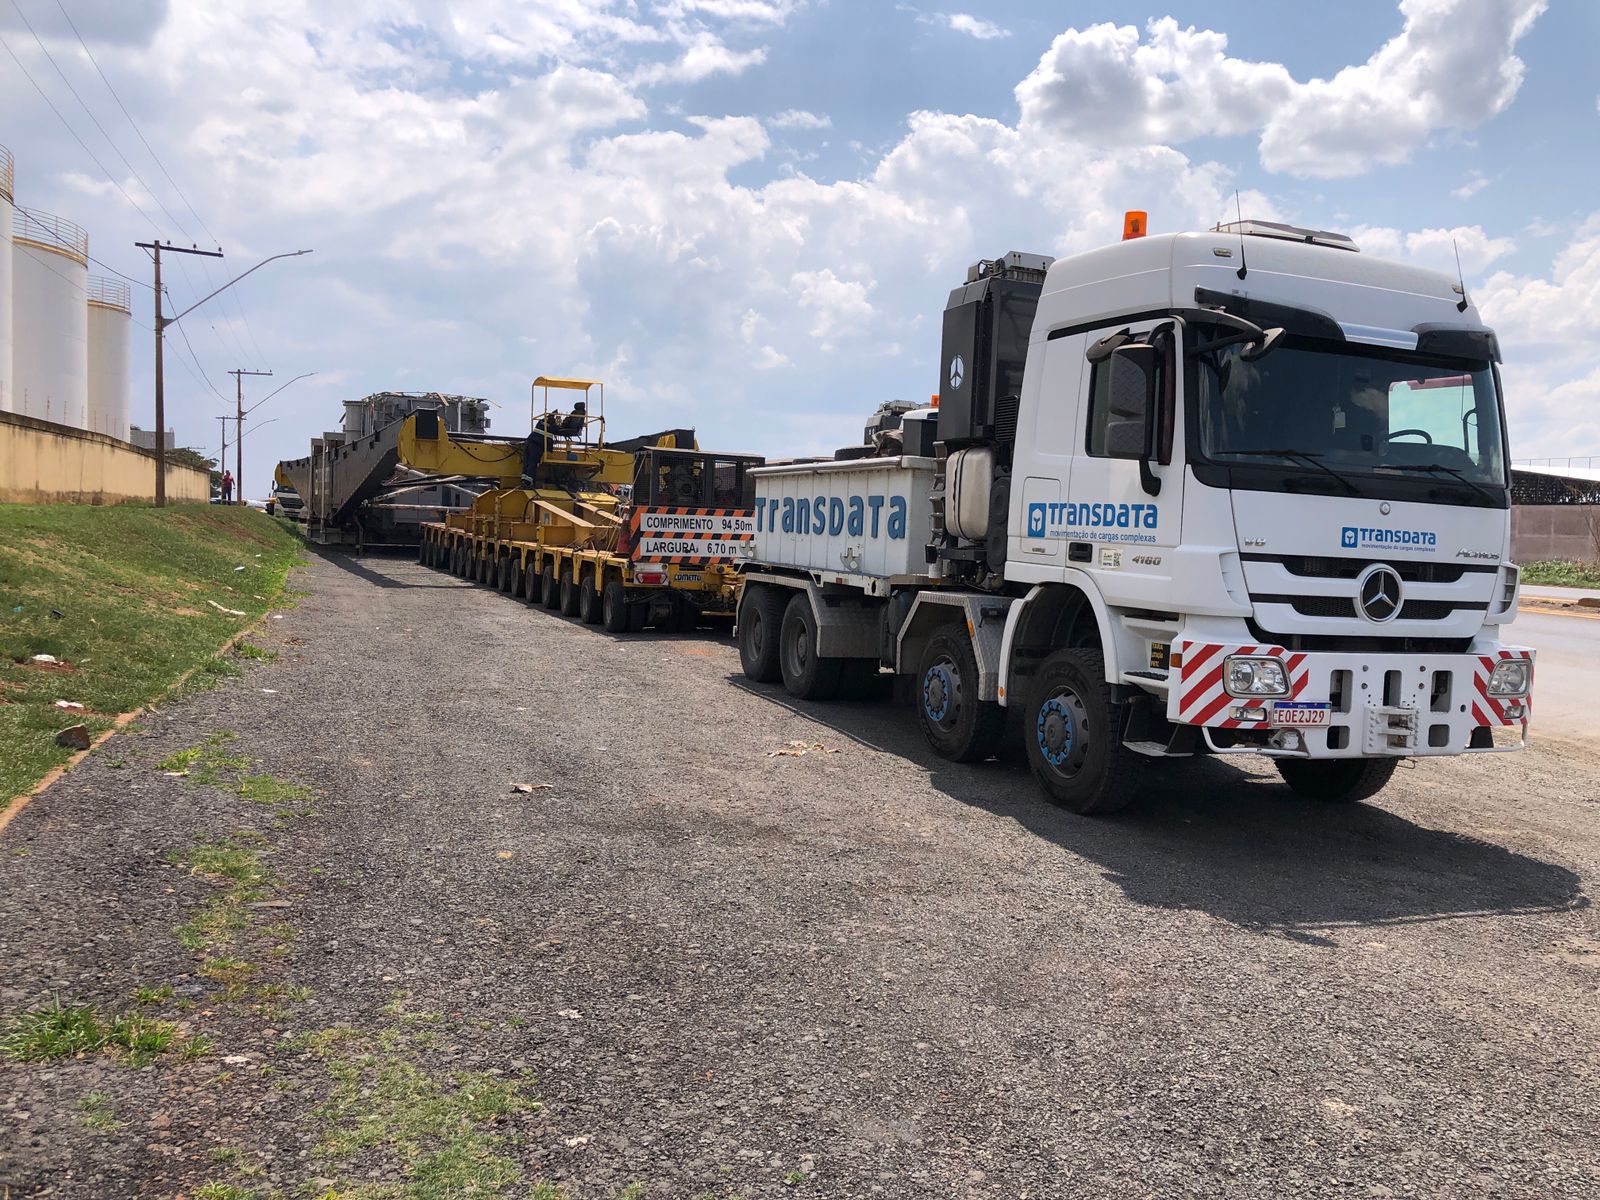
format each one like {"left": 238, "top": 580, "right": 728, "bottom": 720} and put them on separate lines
{"left": 13, "top": 207, "right": 89, "bottom": 428}
{"left": 0, "top": 145, "right": 13, "bottom": 414}
{"left": 86, "top": 276, "right": 132, "bottom": 440}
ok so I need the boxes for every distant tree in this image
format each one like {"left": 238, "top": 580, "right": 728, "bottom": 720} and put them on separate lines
{"left": 168, "top": 447, "right": 222, "bottom": 490}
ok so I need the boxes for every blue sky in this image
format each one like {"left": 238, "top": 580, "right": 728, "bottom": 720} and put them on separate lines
{"left": 2, "top": 0, "right": 1596, "bottom": 496}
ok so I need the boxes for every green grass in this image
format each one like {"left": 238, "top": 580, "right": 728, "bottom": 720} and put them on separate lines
{"left": 1522, "top": 558, "right": 1600, "bottom": 589}
{"left": 78, "top": 1091, "right": 124, "bottom": 1131}
{"left": 290, "top": 999, "right": 543, "bottom": 1199}
{"left": 0, "top": 997, "right": 199, "bottom": 1066}
{"left": 0, "top": 504, "right": 302, "bottom": 799}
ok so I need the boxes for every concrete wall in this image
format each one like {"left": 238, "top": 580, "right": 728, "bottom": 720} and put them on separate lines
{"left": 1512, "top": 505, "right": 1600, "bottom": 565}
{"left": 0, "top": 410, "right": 210, "bottom": 505}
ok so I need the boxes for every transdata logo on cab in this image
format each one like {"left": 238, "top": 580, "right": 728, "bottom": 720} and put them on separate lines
{"left": 1341, "top": 526, "right": 1437, "bottom": 552}
{"left": 1027, "top": 501, "right": 1158, "bottom": 537}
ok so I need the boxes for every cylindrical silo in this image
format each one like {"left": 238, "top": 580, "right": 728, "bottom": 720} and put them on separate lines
{"left": 87, "top": 277, "right": 131, "bottom": 441}
{"left": 0, "top": 145, "right": 14, "bottom": 414}
{"left": 12, "top": 207, "right": 89, "bottom": 428}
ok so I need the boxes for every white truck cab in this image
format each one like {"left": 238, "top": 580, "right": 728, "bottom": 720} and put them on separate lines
{"left": 738, "top": 219, "right": 1532, "bottom": 814}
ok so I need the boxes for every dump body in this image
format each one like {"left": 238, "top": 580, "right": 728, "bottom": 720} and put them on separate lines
{"left": 750, "top": 457, "right": 939, "bottom": 584}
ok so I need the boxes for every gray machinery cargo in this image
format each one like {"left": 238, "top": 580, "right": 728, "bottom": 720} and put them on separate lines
{"left": 277, "top": 392, "right": 497, "bottom": 548}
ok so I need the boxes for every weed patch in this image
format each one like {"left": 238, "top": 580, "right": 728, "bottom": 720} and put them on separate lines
{"left": 1522, "top": 558, "right": 1600, "bottom": 589}
{"left": 0, "top": 998, "right": 201, "bottom": 1066}
{"left": 290, "top": 999, "right": 543, "bottom": 1198}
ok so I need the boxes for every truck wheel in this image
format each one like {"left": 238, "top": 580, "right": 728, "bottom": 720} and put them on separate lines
{"left": 579, "top": 572, "right": 603, "bottom": 624}
{"left": 602, "top": 580, "right": 629, "bottom": 632}
{"left": 916, "top": 628, "right": 1005, "bottom": 763}
{"left": 540, "top": 562, "right": 560, "bottom": 608}
{"left": 479, "top": 551, "right": 495, "bottom": 585}
{"left": 1024, "top": 648, "right": 1144, "bottom": 815}
{"left": 1277, "top": 758, "right": 1398, "bottom": 804}
{"left": 559, "top": 566, "right": 582, "bottom": 617}
{"left": 779, "top": 594, "right": 843, "bottom": 701}
{"left": 507, "top": 558, "right": 524, "bottom": 598}
{"left": 738, "top": 586, "right": 786, "bottom": 682}
{"left": 454, "top": 545, "right": 469, "bottom": 577}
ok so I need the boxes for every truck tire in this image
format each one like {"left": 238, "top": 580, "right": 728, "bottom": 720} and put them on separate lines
{"left": 559, "top": 565, "right": 582, "bottom": 617}
{"left": 1276, "top": 758, "right": 1398, "bottom": 804}
{"left": 738, "top": 586, "right": 786, "bottom": 682}
{"left": 602, "top": 580, "right": 629, "bottom": 632}
{"left": 578, "top": 572, "right": 602, "bottom": 624}
{"left": 479, "top": 551, "right": 495, "bottom": 586}
{"left": 779, "top": 593, "right": 843, "bottom": 701}
{"left": 916, "top": 627, "right": 1006, "bottom": 763}
{"left": 1024, "top": 648, "right": 1145, "bottom": 815}
{"left": 507, "top": 558, "right": 524, "bottom": 599}
{"left": 452, "top": 544, "right": 467, "bottom": 577}
{"left": 540, "top": 562, "right": 560, "bottom": 609}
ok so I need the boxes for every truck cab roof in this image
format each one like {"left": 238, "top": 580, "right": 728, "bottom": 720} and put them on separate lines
{"left": 1039, "top": 231, "right": 1493, "bottom": 358}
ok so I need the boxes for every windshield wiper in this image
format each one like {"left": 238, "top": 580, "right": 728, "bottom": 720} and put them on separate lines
{"left": 1223, "top": 448, "right": 1361, "bottom": 495}
{"left": 1374, "top": 461, "right": 1500, "bottom": 504}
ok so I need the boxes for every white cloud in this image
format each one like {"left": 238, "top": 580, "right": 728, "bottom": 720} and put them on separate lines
{"left": 1016, "top": 1, "right": 1547, "bottom": 178}
{"left": 1452, "top": 170, "right": 1496, "bottom": 200}
{"left": 945, "top": 14, "right": 1009, "bottom": 40}
{"left": 1347, "top": 224, "right": 1516, "bottom": 276}
{"left": 769, "top": 109, "right": 831, "bottom": 129}
{"left": 632, "top": 30, "right": 768, "bottom": 86}
{"left": 1477, "top": 216, "right": 1600, "bottom": 455}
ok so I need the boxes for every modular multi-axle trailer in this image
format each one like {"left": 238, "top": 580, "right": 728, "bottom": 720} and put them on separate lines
{"left": 415, "top": 377, "right": 765, "bottom": 631}
{"left": 734, "top": 218, "right": 1534, "bottom": 814}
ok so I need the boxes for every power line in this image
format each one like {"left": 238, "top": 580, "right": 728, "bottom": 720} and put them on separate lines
{"left": 45, "top": 2, "right": 270, "bottom": 371}
{"left": 5, "top": 0, "right": 191, "bottom": 237}
{"left": 49, "top": 0, "right": 220, "bottom": 246}
{"left": 0, "top": 28, "right": 161, "bottom": 229}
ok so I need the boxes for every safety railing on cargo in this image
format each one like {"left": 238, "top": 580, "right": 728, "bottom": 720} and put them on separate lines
{"left": 0, "top": 145, "right": 13, "bottom": 202}
{"left": 14, "top": 207, "right": 89, "bottom": 265}
{"left": 87, "top": 276, "right": 131, "bottom": 311}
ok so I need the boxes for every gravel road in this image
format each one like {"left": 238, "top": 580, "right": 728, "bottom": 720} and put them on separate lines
{"left": 3, "top": 548, "right": 1598, "bottom": 1199}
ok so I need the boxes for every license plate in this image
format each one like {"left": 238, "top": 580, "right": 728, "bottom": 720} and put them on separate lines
{"left": 1271, "top": 702, "right": 1330, "bottom": 728}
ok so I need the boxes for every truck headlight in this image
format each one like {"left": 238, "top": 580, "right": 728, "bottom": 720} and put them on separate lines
{"left": 1225, "top": 655, "right": 1289, "bottom": 697}
{"left": 1487, "top": 658, "right": 1530, "bottom": 697}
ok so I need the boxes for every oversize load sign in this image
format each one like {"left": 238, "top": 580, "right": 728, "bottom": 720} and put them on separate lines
{"left": 630, "top": 507, "right": 755, "bottom": 563}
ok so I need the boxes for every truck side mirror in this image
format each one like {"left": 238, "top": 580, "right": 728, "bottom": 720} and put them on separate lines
{"left": 1104, "top": 343, "right": 1162, "bottom": 496}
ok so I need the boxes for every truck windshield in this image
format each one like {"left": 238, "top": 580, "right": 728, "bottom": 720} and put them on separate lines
{"left": 1191, "top": 329, "right": 1508, "bottom": 492}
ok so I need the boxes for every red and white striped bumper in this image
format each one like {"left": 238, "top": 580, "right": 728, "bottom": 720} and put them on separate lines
{"left": 1170, "top": 640, "right": 1533, "bottom": 757}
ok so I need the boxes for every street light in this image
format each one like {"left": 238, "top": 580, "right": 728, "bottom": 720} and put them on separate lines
{"left": 134, "top": 241, "right": 314, "bottom": 506}
{"left": 236, "top": 371, "right": 316, "bottom": 505}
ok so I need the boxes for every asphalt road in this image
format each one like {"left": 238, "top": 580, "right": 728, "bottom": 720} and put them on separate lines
{"left": 3, "top": 550, "right": 1598, "bottom": 1199}
{"left": 1512, "top": 607, "right": 1600, "bottom": 745}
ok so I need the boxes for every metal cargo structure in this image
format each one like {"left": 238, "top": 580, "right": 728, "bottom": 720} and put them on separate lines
{"left": 12, "top": 207, "right": 89, "bottom": 428}
{"left": 86, "top": 276, "right": 131, "bottom": 441}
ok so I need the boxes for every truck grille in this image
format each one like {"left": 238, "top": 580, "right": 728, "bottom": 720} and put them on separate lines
{"left": 1280, "top": 596, "right": 1483, "bottom": 621}
{"left": 1241, "top": 554, "right": 1484, "bottom": 584}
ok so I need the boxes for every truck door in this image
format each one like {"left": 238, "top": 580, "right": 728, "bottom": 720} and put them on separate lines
{"left": 1012, "top": 332, "right": 1086, "bottom": 567}
{"left": 1061, "top": 317, "right": 1182, "bottom": 566}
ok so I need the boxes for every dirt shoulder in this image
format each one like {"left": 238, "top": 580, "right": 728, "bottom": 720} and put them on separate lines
{"left": 2, "top": 549, "right": 1598, "bottom": 1199}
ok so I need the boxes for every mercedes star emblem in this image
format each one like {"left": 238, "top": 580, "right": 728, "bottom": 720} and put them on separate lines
{"left": 948, "top": 354, "right": 964, "bottom": 391}
{"left": 1356, "top": 564, "right": 1403, "bottom": 623}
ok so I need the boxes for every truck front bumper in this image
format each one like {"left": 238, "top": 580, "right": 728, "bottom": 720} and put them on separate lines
{"left": 1168, "top": 640, "right": 1534, "bottom": 759}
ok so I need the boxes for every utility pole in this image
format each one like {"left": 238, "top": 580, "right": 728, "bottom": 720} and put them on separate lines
{"left": 229, "top": 369, "right": 271, "bottom": 505}
{"left": 135, "top": 239, "right": 224, "bottom": 506}
{"left": 134, "top": 243, "right": 313, "bottom": 507}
